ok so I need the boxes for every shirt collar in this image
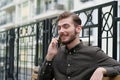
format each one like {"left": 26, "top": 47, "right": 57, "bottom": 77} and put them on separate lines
{"left": 65, "top": 40, "right": 83, "bottom": 54}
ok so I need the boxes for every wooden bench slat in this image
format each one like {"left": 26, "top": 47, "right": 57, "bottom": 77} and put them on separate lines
{"left": 102, "top": 75, "right": 120, "bottom": 80}
{"left": 32, "top": 73, "right": 38, "bottom": 79}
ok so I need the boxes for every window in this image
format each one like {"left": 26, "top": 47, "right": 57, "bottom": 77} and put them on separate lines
{"left": 21, "top": 1, "right": 29, "bottom": 20}
{"left": 45, "top": 0, "right": 52, "bottom": 10}
{"left": 68, "top": 0, "right": 73, "bottom": 10}
{"left": 36, "top": 0, "right": 41, "bottom": 14}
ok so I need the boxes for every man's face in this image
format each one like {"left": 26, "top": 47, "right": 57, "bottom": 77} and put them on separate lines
{"left": 58, "top": 17, "right": 78, "bottom": 45}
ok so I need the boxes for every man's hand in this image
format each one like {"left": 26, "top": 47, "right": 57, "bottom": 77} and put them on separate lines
{"left": 90, "top": 67, "right": 107, "bottom": 80}
{"left": 46, "top": 38, "right": 58, "bottom": 61}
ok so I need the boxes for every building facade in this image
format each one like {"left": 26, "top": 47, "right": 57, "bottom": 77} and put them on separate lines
{"left": 0, "top": 0, "right": 118, "bottom": 29}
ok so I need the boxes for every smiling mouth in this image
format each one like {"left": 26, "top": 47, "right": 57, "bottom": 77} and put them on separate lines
{"left": 60, "top": 35, "right": 67, "bottom": 39}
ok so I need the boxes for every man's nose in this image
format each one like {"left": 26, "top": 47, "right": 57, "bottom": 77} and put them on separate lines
{"left": 58, "top": 28, "right": 65, "bottom": 34}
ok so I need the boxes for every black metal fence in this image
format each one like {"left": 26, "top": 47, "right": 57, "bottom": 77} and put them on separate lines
{"left": 0, "top": 1, "right": 120, "bottom": 80}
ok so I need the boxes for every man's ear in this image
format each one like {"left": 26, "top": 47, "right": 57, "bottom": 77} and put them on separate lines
{"left": 76, "top": 25, "right": 82, "bottom": 33}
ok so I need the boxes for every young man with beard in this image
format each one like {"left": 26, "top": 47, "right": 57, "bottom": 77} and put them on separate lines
{"left": 37, "top": 11, "right": 120, "bottom": 80}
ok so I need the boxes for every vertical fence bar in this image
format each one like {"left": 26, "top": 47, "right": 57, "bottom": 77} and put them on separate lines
{"left": 5, "top": 31, "right": 8, "bottom": 80}
{"left": 112, "top": 1, "right": 118, "bottom": 60}
{"left": 8, "top": 28, "right": 15, "bottom": 80}
{"left": 42, "top": 20, "right": 47, "bottom": 60}
{"left": 16, "top": 27, "right": 19, "bottom": 80}
{"left": 35, "top": 22, "right": 39, "bottom": 66}
{"left": 98, "top": 7, "right": 102, "bottom": 48}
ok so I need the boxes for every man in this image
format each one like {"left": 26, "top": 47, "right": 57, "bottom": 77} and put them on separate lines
{"left": 37, "top": 11, "right": 120, "bottom": 80}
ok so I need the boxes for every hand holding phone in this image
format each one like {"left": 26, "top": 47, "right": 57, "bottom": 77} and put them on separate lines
{"left": 46, "top": 37, "right": 59, "bottom": 61}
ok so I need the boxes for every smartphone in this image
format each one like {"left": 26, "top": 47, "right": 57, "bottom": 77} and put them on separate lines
{"left": 57, "top": 36, "right": 61, "bottom": 48}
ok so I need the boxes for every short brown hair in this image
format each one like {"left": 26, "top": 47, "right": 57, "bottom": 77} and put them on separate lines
{"left": 57, "top": 11, "right": 81, "bottom": 25}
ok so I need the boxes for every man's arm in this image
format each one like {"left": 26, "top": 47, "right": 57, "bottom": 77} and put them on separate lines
{"left": 96, "top": 49, "right": 120, "bottom": 76}
{"left": 90, "top": 48, "right": 120, "bottom": 80}
{"left": 37, "top": 38, "right": 58, "bottom": 80}
{"left": 37, "top": 60, "right": 54, "bottom": 80}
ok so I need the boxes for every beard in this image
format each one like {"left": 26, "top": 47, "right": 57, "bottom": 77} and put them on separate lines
{"left": 60, "top": 30, "right": 77, "bottom": 45}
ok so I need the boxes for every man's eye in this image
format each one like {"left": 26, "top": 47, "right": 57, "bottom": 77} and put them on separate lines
{"left": 63, "top": 24, "right": 69, "bottom": 28}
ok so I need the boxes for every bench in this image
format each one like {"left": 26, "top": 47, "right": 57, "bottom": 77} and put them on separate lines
{"left": 32, "top": 67, "right": 120, "bottom": 80}
{"left": 102, "top": 75, "right": 120, "bottom": 80}
{"left": 32, "top": 67, "right": 39, "bottom": 80}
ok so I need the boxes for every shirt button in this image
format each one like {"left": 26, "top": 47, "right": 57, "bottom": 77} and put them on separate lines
{"left": 69, "top": 52, "right": 71, "bottom": 54}
{"left": 45, "top": 62, "right": 48, "bottom": 65}
{"left": 48, "top": 63, "right": 51, "bottom": 66}
{"left": 68, "top": 64, "right": 71, "bottom": 67}
{"left": 67, "top": 76, "right": 71, "bottom": 79}
{"left": 42, "top": 71, "right": 45, "bottom": 74}
{"left": 73, "top": 50, "right": 76, "bottom": 52}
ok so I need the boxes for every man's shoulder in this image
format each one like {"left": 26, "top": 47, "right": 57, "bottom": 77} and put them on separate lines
{"left": 80, "top": 45, "right": 101, "bottom": 53}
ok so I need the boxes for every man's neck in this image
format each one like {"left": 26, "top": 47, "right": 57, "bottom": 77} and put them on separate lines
{"left": 66, "top": 38, "right": 80, "bottom": 50}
